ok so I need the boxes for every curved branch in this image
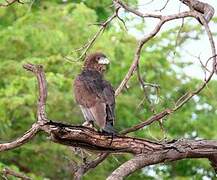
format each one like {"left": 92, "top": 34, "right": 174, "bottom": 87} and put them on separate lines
{"left": 2, "top": 167, "right": 31, "bottom": 180}
{"left": 121, "top": 109, "right": 172, "bottom": 134}
{"left": 115, "top": 10, "right": 196, "bottom": 96}
{"left": 71, "top": 12, "right": 117, "bottom": 62}
{"left": 74, "top": 152, "right": 109, "bottom": 180}
{"left": 107, "top": 139, "right": 217, "bottom": 179}
{"left": 42, "top": 121, "right": 162, "bottom": 154}
{"left": 0, "top": 64, "right": 48, "bottom": 152}
{"left": 113, "top": 0, "right": 162, "bottom": 19}
{"left": 117, "top": 9, "right": 216, "bottom": 134}
{"left": 0, "top": 0, "right": 216, "bottom": 179}
{"left": 1, "top": 63, "right": 217, "bottom": 180}
{"left": 0, "top": 123, "right": 40, "bottom": 152}
{"left": 23, "top": 64, "right": 48, "bottom": 123}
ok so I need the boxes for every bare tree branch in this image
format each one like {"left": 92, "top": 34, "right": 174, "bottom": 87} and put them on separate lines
{"left": 74, "top": 153, "right": 109, "bottom": 180}
{"left": 1, "top": 62, "right": 217, "bottom": 179}
{"left": 68, "top": 0, "right": 127, "bottom": 62}
{"left": 115, "top": 10, "right": 199, "bottom": 96}
{"left": 0, "top": 0, "right": 24, "bottom": 7}
{"left": 2, "top": 167, "right": 31, "bottom": 180}
{"left": 136, "top": 63, "right": 159, "bottom": 113}
{"left": 114, "top": 1, "right": 216, "bottom": 136}
{"left": 0, "top": 123, "right": 40, "bottom": 152}
{"left": 209, "top": 154, "right": 217, "bottom": 173}
{"left": 121, "top": 109, "right": 172, "bottom": 135}
{"left": 0, "top": 0, "right": 216, "bottom": 179}
{"left": 70, "top": 12, "right": 117, "bottom": 62}
{"left": 24, "top": 64, "right": 48, "bottom": 123}
{"left": 0, "top": 64, "right": 48, "bottom": 152}
{"left": 157, "top": 0, "right": 170, "bottom": 12}
{"left": 107, "top": 139, "right": 217, "bottom": 179}
{"left": 113, "top": 0, "right": 162, "bottom": 19}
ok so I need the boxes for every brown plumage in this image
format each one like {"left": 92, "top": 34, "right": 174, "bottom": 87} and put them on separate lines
{"left": 73, "top": 52, "right": 116, "bottom": 134}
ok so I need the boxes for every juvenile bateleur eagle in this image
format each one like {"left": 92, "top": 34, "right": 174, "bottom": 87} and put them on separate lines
{"left": 74, "top": 52, "right": 116, "bottom": 134}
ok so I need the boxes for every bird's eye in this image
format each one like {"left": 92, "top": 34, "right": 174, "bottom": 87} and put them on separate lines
{"left": 97, "top": 57, "right": 100, "bottom": 61}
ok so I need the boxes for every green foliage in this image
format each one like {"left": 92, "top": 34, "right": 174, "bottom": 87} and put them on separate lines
{"left": 0, "top": 1, "right": 216, "bottom": 179}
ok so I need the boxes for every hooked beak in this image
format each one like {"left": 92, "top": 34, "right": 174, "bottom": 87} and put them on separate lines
{"left": 98, "top": 57, "right": 110, "bottom": 65}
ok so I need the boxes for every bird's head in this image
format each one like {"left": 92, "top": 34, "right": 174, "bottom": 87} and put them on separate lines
{"left": 83, "top": 52, "right": 110, "bottom": 74}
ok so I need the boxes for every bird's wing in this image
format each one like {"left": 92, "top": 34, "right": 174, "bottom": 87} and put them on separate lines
{"left": 74, "top": 74, "right": 115, "bottom": 129}
{"left": 102, "top": 80, "right": 115, "bottom": 124}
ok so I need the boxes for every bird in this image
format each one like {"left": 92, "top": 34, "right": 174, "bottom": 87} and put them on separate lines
{"left": 73, "top": 52, "right": 116, "bottom": 135}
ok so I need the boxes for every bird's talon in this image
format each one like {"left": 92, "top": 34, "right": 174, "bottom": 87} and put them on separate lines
{"left": 82, "top": 121, "right": 93, "bottom": 128}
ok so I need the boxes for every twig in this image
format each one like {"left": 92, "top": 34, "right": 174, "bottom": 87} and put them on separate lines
{"left": 174, "top": 17, "right": 185, "bottom": 52}
{"left": 121, "top": 109, "right": 172, "bottom": 134}
{"left": 2, "top": 167, "right": 31, "bottom": 180}
{"left": 121, "top": 53, "right": 216, "bottom": 134}
{"left": 74, "top": 13, "right": 117, "bottom": 62}
{"left": 114, "top": 0, "right": 162, "bottom": 19}
{"left": 70, "top": 0, "right": 126, "bottom": 62}
{"left": 136, "top": 63, "right": 159, "bottom": 112}
{"left": 0, "top": 0, "right": 24, "bottom": 7}
{"left": 114, "top": 0, "right": 216, "bottom": 136}
{"left": 115, "top": 10, "right": 197, "bottom": 96}
{"left": 74, "top": 153, "right": 109, "bottom": 180}
{"left": 157, "top": 0, "right": 170, "bottom": 12}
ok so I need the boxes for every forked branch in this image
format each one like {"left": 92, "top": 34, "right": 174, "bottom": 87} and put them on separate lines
{"left": 0, "top": 64, "right": 217, "bottom": 180}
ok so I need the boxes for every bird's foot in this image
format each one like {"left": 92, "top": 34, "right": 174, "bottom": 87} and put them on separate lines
{"left": 102, "top": 122, "right": 118, "bottom": 136}
{"left": 82, "top": 121, "right": 93, "bottom": 128}
{"left": 101, "top": 131, "right": 116, "bottom": 136}
{"left": 82, "top": 121, "right": 97, "bottom": 131}
{"left": 101, "top": 127, "right": 118, "bottom": 136}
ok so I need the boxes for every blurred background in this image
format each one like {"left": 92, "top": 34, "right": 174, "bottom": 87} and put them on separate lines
{"left": 0, "top": 0, "right": 217, "bottom": 179}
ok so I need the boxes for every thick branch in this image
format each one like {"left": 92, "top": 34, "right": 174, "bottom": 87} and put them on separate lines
{"left": 41, "top": 121, "right": 161, "bottom": 154}
{"left": 107, "top": 139, "right": 217, "bottom": 179}
{"left": 1, "top": 63, "right": 217, "bottom": 180}
{"left": 0, "top": 0, "right": 216, "bottom": 179}
{"left": 3, "top": 119, "right": 216, "bottom": 160}
{"left": 209, "top": 154, "right": 217, "bottom": 173}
